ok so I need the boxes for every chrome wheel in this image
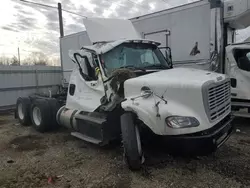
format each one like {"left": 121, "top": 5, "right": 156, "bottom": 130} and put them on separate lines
{"left": 17, "top": 103, "right": 24, "bottom": 120}
{"left": 33, "top": 107, "right": 41, "bottom": 126}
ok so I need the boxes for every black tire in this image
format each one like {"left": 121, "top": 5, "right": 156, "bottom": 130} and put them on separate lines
{"left": 121, "top": 112, "right": 143, "bottom": 171}
{"left": 30, "top": 99, "right": 51, "bottom": 133}
{"left": 47, "top": 98, "right": 61, "bottom": 130}
{"left": 16, "top": 97, "right": 31, "bottom": 126}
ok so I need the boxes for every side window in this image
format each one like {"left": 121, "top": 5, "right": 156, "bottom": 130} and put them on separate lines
{"left": 246, "top": 52, "right": 250, "bottom": 61}
{"left": 234, "top": 49, "right": 250, "bottom": 72}
{"left": 75, "top": 54, "right": 98, "bottom": 81}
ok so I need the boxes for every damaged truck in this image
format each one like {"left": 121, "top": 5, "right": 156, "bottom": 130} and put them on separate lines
{"left": 16, "top": 18, "right": 233, "bottom": 170}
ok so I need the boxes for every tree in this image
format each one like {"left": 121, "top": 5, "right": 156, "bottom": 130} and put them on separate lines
{"left": 11, "top": 56, "right": 19, "bottom": 66}
{"left": 24, "top": 52, "right": 48, "bottom": 66}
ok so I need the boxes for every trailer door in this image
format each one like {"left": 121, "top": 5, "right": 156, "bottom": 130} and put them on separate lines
{"left": 143, "top": 30, "right": 170, "bottom": 57}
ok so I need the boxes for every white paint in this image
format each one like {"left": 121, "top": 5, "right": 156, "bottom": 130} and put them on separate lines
{"left": 65, "top": 39, "right": 230, "bottom": 136}
{"left": 83, "top": 18, "right": 141, "bottom": 43}
{"left": 65, "top": 68, "right": 105, "bottom": 112}
{"left": 121, "top": 67, "right": 230, "bottom": 135}
{"left": 131, "top": 1, "right": 211, "bottom": 64}
{"left": 226, "top": 44, "right": 250, "bottom": 100}
{"left": 224, "top": 0, "right": 250, "bottom": 29}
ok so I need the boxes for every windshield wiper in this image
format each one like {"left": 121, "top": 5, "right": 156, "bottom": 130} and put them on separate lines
{"left": 120, "top": 65, "right": 146, "bottom": 72}
{"left": 144, "top": 64, "right": 169, "bottom": 69}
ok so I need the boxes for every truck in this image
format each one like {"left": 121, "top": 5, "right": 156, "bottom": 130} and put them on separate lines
{"left": 130, "top": 0, "right": 250, "bottom": 118}
{"left": 15, "top": 17, "right": 233, "bottom": 170}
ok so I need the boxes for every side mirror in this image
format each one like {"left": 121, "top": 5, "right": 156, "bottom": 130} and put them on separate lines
{"left": 165, "top": 47, "right": 173, "bottom": 68}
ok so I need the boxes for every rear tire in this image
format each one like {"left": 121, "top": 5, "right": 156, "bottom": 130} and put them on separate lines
{"left": 16, "top": 97, "right": 31, "bottom": 126}
{"left": 121, "top": 112, "right": 144, "bottom": 171}
{"left": 47, "top": 98, "right": 61, "bottom": 130}
{"left": 30, "top": 99, "right": 51, "bottom": 133}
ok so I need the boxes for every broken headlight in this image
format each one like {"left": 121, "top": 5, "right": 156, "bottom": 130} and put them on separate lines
{"left": 165, "top": 116, "right": 200, "bottom": 129}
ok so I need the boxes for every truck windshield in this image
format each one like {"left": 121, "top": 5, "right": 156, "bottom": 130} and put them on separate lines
{"left": 101, "top": 43, "right": 170, "bottom": 75}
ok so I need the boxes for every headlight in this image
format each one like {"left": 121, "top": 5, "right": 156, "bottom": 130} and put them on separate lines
{"left": 165, "top": 116, "right": 199, "bottom": 129}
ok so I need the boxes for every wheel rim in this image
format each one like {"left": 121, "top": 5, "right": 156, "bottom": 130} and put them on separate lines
{"left": 17, "top": 103, "right": 24, "bottom": 120}
{"left": 33, "top": 107, "right": 41, "bottom": 126}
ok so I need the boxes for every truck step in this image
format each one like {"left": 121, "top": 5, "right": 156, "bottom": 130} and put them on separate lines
{"left": 232, "top": 111, "right": 250, "bottom": 118}
{"left": 71, "top": 132, "right": 103, "bottom": 145}
{"left": 75, "top": 113, "right": 106, "bottom": 125}
{"left": 232, "top": 102, "right": 250, "bottom": 108}
{"left": 73, "top": 111, "right": 120, "bottom": 145}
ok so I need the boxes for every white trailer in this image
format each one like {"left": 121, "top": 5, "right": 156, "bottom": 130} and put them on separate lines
{"left": 130, "top": 0, "right": 250, "bottom": 117}
{"left": 60, "top": 31, "right": 91, "bottom": 85}
{"left": 131, "top": 0, "right": 212, "bottom": 68}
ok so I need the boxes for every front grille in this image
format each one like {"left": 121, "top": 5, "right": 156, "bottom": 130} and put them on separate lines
{"left": 203, "top": 79, "right": 231, "bottom": 122}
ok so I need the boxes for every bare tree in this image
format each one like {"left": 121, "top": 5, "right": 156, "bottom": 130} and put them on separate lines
{"left": 25, "top": 52, "right": 48, "bottom": 66}
{"left": 11, "top": 56, "right": 19, "bottom": 66}
{"left": 0, "top": 56, "right": 11, "bottom": 65}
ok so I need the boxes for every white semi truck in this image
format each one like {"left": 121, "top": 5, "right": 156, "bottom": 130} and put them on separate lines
{"left": 130, "top": 0, "right": 250, "bottom": 117}
{"left": 16, "top": 17, "right": 233, "bottom": 170}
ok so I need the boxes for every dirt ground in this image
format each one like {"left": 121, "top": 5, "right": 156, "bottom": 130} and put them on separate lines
{"left": 0, "top": 113, "right": 249, "bottom": 188}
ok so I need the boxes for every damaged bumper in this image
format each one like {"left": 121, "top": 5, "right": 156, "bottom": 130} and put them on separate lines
{"left": 161, "top": 115, "right": 234, "bottom": 155}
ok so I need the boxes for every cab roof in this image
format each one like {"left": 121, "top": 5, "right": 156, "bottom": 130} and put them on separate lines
{"left": 81, "top": 39, "right": 161, "bottom": 55}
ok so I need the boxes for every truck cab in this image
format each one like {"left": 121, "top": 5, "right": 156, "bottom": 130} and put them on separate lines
{"left": 58, "top": 36, "right": 233, "bottom": 170}
{"left": 225, "top": 44, "right": 250, "bottom": 114}
{"left": 16, "top": 18, "right": 234, "bottom": 171}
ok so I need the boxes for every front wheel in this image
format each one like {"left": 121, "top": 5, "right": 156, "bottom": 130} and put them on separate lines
{"left": 121, "top": 112, "right": 144, "bottom": 171}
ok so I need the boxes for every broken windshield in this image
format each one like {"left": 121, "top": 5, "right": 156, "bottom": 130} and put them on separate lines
{"left": 101, "top": 43, "right": 170, "bottom": 76}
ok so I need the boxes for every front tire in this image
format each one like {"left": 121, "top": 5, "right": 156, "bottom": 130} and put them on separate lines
{"left": 121, "top": 112, "right": 144, "bottom": 171}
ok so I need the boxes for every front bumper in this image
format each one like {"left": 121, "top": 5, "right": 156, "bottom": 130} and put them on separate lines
{"left": 161, "top": 115, "right": 234, "bottom": 155}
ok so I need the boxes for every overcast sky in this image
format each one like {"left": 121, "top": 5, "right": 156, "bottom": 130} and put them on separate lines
{"left": 0, "top": 0, "right": 249, "bottom": 63}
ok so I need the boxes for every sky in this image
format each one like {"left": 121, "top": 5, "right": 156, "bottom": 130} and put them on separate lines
{"left": 0, "top": 0, "right": 249, "bottom": 65}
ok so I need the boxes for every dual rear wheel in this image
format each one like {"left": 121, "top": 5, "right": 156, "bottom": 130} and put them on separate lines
{"left": 16, "top": 97, "right": 60, "bottom": 132}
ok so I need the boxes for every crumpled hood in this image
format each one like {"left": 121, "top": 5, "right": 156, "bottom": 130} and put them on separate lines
{"left": 124, "top": 67, "right": 227, "bottom": 97}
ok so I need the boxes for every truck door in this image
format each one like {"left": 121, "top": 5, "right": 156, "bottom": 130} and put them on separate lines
{"left": 227, "top": 45, "right": 250, "bottom": 100}
{"left": 142, "top": 30, "right": 170, "bottom": 58}
{"left": 66, "top": 51, "right": 105, "bottom": 112}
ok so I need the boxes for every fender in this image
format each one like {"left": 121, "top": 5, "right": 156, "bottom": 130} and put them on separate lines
{"left": 121, "top": 97, "right": 204, "bottom": 136}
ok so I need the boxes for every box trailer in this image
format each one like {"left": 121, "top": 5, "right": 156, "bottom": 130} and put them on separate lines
{"left": 130, "top": 0, "right": 213, "bottom": 69}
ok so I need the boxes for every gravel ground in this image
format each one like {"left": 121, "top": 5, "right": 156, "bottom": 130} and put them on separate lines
{"left": 0, "top": 113, "right": 249, "bottom": 188}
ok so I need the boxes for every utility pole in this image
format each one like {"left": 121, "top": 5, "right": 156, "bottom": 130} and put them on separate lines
{"left": 58, "top": 3, "right": 64, "bottom": 37}
{"left": 18, "top": 47, "right": 21, "bottom": 65}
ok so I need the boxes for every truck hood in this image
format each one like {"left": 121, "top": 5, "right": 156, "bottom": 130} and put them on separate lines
{"left": 124, "top": 67, "right": 226, "bottom": 96}
{"left": 122, "top": 67, "right": 230, "bottom": 135}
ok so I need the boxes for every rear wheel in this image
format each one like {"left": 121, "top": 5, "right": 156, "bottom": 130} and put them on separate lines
{"left": 121, "top": 112, "right": 144, "bottom": 171}
{"left": 31, "top": 99, "right": 51, "bottom": 133}
{"left": 16, "top": 97, "right": 31, "bottom": 126}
